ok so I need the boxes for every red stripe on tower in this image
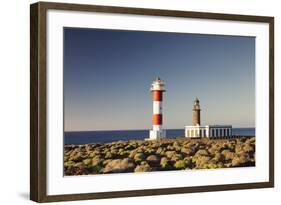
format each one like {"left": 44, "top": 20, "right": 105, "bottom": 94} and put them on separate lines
{"left": 152, "top": 90, "right": 163, "bottom": 101}
{"left": 153, "top": 114, "right": 162, "bottom": 125}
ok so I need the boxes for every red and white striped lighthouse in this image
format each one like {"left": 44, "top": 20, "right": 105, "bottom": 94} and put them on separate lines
{"left": 148, "top": 77, "right": 166, "bottom": 140}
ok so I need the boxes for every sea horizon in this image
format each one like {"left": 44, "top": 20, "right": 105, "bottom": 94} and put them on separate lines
{"left": 65, "top": 127, "right": 255, "bottom": 133}
{"left": 64, "top": 127, "right": 255, "bottom": 145}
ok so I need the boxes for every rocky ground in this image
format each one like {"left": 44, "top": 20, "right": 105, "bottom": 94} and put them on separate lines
{"left": 64, "top": 136, "right": 255, "bottom": 175}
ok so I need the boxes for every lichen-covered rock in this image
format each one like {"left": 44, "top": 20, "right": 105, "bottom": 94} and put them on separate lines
{"left": 195, "top": 156, "right": 211, "bottom": 168}
{"left": 165, "top": 151, "right": 176, "bottom": 159}
{"left": 146, "top": 155, "right": 160, "bottom": 166}
{"left": 64, "top": 136, "right": 256, "bottom": 175}
{"left": 213, "top": 152, "right": 223, "bottom": 162}
{"left": 145, "top": 148, "right": 156, "bottom": 155}
{"left": 183, "top": 157, "right": 193, "bottom": 168}
{"left": 246, "top": 137, "right": 255, "bottom": 144}
{"left": 119, "top": 150, "right": 130, "bottom": 157}
{"left": 134, "top": 152, "right": 146, "bottom": 163}
{"left": 92, "top": 156, "right": 103, "bottom": 167}
{"left": 167, "top": 145, "right": 175, "bottom": 151}
{"left": 85, "top": 144, "right": 93, "bottom": 153}
{"left": 173, "top": 141, "right": 182, "bottom": 151}
{"left": 205, "top": 163, "right": 219, "bottom": 169}
{"left": 69, "top": 152, "right": 83, "bottom": 162}
{"left": 208, "top": 145, "right": 219, "bottom": 155}
{"left": 64, "top": 161, "right": 75, "bottom": 167}
{"left": 231, "top": 153, "right": 250, "bottom": 167}
{"left": 174, "top": 160, "right": 186, "bottom": 169}
{"left": 125, "top": 144, "right": 135, "bottom": 150}
{"left": 134, "top": 164, "right": 152, "bottom": 172}
{"left": 88, "top": 150, "right": 101, "bottom": 158}
{"left": 171, "top": 153, "right": 183, "bottom": 162}
{"left": 160, "top": 157, "right": 170, "bottom": 169}
{"left": 140, "top": 161, "right": 149, "bottom": 165}
{"left": 156, "top": 147, "right": 166, "bottom": 155}
{"left": 226, "top": 142, "right": 235, "bottom": 151}
{"left": 243, "top": 143, "right": 255, "bottom": 154}
{"left": 173, "top": 141, "right": 180, "bottom": 147}
{"left": 195, "top": 149, "right": 209, "bottom": 157}
{"left": 103, "top": 158, "right": 136, "bottom": 173}
{"left": 128, "top": 149, "right": 138, "bottom": 158}
{"left": 235, "top": 143, "right": 244, "bottom": 154}
{"left": 181, "top": 147, "right": 194, "bottom": 156}
{"left": 104, "top": 151, "right": 113, "bottom": 159}
{"left": 83, "top": 158, "right": 92, "bottom": 165}
{"left": 221, "top": 150, "right": 235, "bottom": 161}
{"left": 89, "top": 164, "right": 103, "bottom": 174}
{"left": 74, "top": 162, "right": 85, "bottom": 169}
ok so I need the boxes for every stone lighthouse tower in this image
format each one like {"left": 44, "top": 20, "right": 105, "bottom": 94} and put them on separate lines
{"left": 193, "top": 97, "right": 201, "bottom": 126}
{"left": 185, "top": 98, "right": 232, "bottom": 138}
{"left": 148, "top": 77, "right": 166, "bottom": 140}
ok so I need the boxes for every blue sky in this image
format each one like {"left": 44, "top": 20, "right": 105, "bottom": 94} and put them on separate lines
{"left": 64, "top": 28, "right": 255, "bottom": 131}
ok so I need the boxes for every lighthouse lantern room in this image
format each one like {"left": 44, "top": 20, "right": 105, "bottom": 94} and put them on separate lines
{"left": 147, "top": 77, "right": 166, "bottom": 140}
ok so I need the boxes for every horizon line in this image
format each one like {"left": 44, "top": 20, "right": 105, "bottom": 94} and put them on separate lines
{"left": 64, "top": 127, "right": 255, "bottom": 133}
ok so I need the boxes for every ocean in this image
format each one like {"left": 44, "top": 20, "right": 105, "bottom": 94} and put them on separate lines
{"left": 64, "top": 128, "right": 255, "bottom": 145}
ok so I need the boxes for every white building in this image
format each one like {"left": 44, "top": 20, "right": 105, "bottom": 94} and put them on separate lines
{"left": 185, "top": 125, "right": 232, "bottom": 138}
{"left": 185, "top": 98, "right": 233, "bottom": 139}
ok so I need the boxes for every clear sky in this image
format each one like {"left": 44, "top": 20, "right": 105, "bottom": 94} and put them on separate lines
{"left": 64, "top": 27, "right": 255, "bottom": 131}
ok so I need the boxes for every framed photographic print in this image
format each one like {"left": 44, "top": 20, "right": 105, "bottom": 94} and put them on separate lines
{"left": 30, "top": 1, "right": 274, "bottom": 202}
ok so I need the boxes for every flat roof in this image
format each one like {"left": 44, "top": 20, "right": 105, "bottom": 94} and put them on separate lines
{"left": 185, "top": 125, "right": 232, "bottom": 128}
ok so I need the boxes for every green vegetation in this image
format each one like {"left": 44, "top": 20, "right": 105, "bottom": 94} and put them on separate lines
{"left": 64, "top": 137, "right": 255, "bottom": 175}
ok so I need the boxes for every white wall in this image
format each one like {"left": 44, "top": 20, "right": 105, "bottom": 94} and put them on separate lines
{"left": 0, "top": 0, "right": 279, "bottom": 204}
